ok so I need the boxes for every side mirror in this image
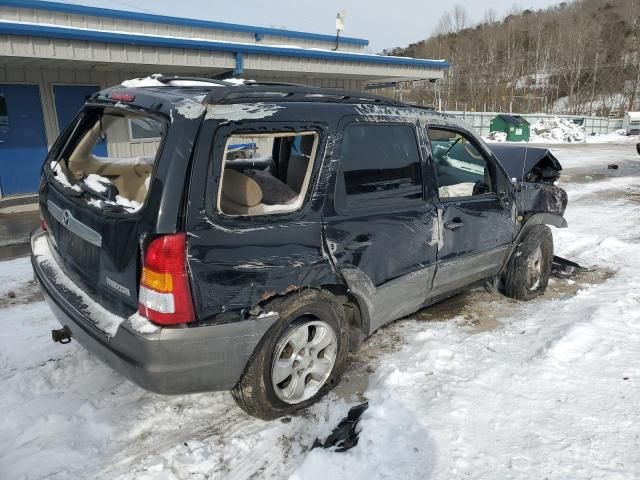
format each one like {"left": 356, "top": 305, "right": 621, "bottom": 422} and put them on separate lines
{"left": 472, "top": 181, "right": 491, "bottom": 196}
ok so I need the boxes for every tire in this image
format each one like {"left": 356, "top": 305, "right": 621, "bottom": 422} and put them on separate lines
{"left": 232, "top": 289, "right": 349, "bottom": 420}
{"left": 502, "top": 225, "right": 553, "bottom": 301}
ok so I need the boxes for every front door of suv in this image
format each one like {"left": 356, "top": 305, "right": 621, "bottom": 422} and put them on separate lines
{"left": 427, "top": 126, "right": 516, "bottom": 296}
{"left": 323, "top": 120, "right": 439, "bottom": 333}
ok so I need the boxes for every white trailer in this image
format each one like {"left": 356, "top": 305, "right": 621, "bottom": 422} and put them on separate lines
{"left": 622, "top": 112, "right": 640, "bottom": 135}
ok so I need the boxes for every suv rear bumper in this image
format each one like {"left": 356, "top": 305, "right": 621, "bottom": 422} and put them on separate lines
{"left": 31, "top": 231, "right": 279, "bottom": 394}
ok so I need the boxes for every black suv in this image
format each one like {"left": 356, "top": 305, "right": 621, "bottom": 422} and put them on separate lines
{"left": 31, "top": 77, "right": 567, "bottom": 419}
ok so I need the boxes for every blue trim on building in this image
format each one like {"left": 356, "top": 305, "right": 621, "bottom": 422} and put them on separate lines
{"left": 0, "top": 0, "right": 369, "bottom": 46}
{"left": 0, "top": 22, "right": 450, "bottom": 69}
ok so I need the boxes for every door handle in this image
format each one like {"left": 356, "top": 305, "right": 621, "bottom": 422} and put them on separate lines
{"left": 444, "top": 219, "right": 464, "bottom": 230}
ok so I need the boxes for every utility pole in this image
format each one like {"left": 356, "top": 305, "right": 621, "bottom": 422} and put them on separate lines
{"left": 334, "top": 11, "right": 345, "bottom": 51}
{"left": 590, "top": 48, "right": 599, "bottom": 116}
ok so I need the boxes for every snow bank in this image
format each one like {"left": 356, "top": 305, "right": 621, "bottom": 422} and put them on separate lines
{"left": 485, "top": 119, "right": 638, "bottom": 144}
{"left": 530, "top": 117, "right": 586, "bottom": 143}
{"left": 585, "top": 129, "right": 638, "bottom": 144}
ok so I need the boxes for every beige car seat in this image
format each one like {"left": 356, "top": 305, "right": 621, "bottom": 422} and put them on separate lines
{"left": 66, "top": 116, "right": 152, "bottom": 203}
{"left": 220, "top": 169, "right": 265, "bottom": 215}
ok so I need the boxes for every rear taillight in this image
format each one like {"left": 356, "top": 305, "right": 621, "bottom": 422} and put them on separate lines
{"left": 138, "top": 234, "right": 195, "bottom": 325}
{"left": 40, "top": 218, "right": 48, "bottom": 231}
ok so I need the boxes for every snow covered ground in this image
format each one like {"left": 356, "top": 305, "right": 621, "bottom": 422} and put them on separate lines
{"left": 2, "top": 143, "right": 640, "bottom": 479}
{"left": 485, "top": 117, "right": 639, "bottom": 144}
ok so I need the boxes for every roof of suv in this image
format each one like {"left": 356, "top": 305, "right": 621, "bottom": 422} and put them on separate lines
{"left": 93, "top": 76, "right": 454, "bottom": 127}
{"left": 97, "top": 76, "right": 413, "bottom": 107}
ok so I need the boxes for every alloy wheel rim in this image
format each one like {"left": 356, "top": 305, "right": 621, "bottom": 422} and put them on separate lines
{"left": 527, "top": 246, "right": 543, "bottom": 289}
{"left": 271, "top": 319, "right": 337, "bottom": 404}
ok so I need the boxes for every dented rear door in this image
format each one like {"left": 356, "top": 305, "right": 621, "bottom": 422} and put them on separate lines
{"left": 322, "top": 119, "right": 439, "bottom": 333}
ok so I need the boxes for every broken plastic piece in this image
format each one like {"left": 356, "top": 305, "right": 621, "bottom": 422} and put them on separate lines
{"left": 312, "top": 402, "right": 368, "bottom": 452}
{"left": 551, "top": 255, "right": 587, "bottom": 279}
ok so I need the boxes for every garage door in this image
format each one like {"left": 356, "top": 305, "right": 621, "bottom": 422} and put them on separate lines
{"left": 0, "top": 84, "right": 48, "bottom": 196}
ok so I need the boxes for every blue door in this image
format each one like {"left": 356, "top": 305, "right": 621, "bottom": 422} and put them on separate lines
{"left": 53, "top": 85, "right": 107, "bottom": 157}
{"left": 0, "top": 84, "right": 49, "bottom": 196}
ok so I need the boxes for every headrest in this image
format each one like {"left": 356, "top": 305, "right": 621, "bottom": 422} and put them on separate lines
{"left": 221, "top": 168, "right": 263, "bottom": 207}
{"left": 299, "top": 135, "right": 315, "bottom": 155}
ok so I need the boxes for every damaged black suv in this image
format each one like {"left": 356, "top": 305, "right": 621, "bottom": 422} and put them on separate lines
{"left": 31, "top": 77, "right": 567, "bottom": 419}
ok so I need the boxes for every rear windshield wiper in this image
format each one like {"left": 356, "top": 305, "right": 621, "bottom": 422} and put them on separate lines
{"left": 78, "top": 177, "right": 119, "bottom": 202}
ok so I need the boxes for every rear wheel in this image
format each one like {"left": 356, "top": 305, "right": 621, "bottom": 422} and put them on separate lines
{"left": 232, "top": 289, "right": 348, "bottom": 420}
{"left": 502, "top": 225, "right": 553, "bottom": 301}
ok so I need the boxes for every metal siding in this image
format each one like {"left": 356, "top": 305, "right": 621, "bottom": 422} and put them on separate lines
{"left": 0, "top": 23, "right": 448, "bottom": 70}
{"left": 0, "top": 5, "right": 364, "bottom": 52}
{"left": 1, "top": 35, "right": 445, "bottom": 84}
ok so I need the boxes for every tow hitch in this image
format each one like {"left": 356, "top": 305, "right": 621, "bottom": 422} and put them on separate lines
{"left": 51, "top": 326, "right": 72, "bottom": 344}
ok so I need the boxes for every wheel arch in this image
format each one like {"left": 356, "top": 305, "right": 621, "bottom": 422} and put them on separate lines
{"left": 255, "top": 284, "right": 368, "bottom": 351}
{"left": 500, "top": 213, "right": 565, "bottom": 274}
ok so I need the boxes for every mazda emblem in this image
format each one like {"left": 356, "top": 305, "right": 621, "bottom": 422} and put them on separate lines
{"left": 61, "top": 209, "right": 71, "bottom": 227}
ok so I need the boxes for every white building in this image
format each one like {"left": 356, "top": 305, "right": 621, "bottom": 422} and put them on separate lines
{"left": 0, "top": 0, "right": 449, "bottom": 197}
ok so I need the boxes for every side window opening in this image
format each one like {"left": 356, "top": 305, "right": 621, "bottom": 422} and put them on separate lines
{"left": 129, "top": 117, "right": 163, "bottom": 140}
{"left": 339, "top": 123, "right": 423, "bottom": 209}
{"left": 217, "top": 131, "right": 318, "bottom": 216}
{"left": 427, "top": 127, "right": 493, "bottom": 199}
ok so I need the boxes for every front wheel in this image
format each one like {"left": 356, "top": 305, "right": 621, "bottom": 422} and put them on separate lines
{"left": 232, "top": 289, "right": 348, "bottom": 420}
{"left": 502, "top": 225, "right": 553, "bottom": 301}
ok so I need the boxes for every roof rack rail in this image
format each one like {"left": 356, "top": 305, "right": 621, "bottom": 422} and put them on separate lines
{"left": 205, "top": 87, "right": 403, "bottom": 107}
{"left": 156, "top": 75, "right": 240, "bottom": 87}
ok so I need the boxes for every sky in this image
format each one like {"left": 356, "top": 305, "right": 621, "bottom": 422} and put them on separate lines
{"left": 51, "top": 0, "right": 561, "bottom": 53}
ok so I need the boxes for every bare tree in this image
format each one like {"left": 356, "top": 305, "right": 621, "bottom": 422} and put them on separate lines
{"left": 433, "top": 12, "right": 453, "bottom": 36}
{"left": 452, "top": 5, "right": 468, "bottom": 32}
{"left": 389, "top": 0, "right": 639, "bottom": 115}
{"left": 483, "top": 8, "right": 498, "bottom": 25}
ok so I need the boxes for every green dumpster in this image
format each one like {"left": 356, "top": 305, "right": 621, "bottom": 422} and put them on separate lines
{"left": 489, "top": 114, "right": 530, "bottom": 142}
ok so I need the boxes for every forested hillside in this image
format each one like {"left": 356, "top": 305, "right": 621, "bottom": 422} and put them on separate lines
{"left": 385, "top": 0, "right": 640, "bottom": 115}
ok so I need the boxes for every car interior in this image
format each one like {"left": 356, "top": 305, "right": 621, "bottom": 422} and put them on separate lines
{"left": 218, "top": 132, "right": 318, "bottom": 216}
{"left": 428, "top": 128, "right": 492, "bottom": 198}
{"left": 58, "top": 108, "right": 162, "bottom": 204}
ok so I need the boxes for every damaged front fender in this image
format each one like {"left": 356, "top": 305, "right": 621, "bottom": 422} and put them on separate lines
{"left": 515, "top": 181, "right": 568, "bottom": 219}
{"left": 489, "top": 143, "right": 568, "bottom": 220}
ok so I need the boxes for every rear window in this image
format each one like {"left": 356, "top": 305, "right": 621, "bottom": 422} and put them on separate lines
{"left": 49, "top": 107, "right": 164, "bottom": 213}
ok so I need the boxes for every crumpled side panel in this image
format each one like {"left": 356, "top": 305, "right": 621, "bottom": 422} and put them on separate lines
{"left": 516, "top": 182, "right": 568, "bottom": 217}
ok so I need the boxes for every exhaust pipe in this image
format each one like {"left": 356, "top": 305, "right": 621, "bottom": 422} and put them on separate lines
{"left": 51, "top": 326, "right": 72, "bottom": 344}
